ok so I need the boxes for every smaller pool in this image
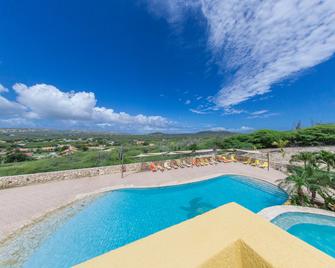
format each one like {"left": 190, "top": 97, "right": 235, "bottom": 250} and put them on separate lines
{"left": 272, "top": 212, "right": 335, "bottom": 258}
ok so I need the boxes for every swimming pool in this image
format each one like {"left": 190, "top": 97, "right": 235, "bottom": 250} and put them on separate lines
{"left": 20, "top": 175, "right": 287, "bottom": 267}
{"left": 272, "top": 212, "right": 335, "bottom": 258}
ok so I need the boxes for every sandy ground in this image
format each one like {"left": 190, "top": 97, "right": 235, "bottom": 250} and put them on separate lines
{"left": 260, "top": 146, "right": 335, "bottom": 165}
{"left": 0, "top": 162, "right": 286, "bottom": 241}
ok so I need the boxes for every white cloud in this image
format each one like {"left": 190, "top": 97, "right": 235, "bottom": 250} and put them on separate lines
{"left": 250, "top": 110, "right": 268, "bottom": 116}
{"left": 189, "top": 108, "right": 209, "bottom": 114}
{"left": 0, "top": 95, "right": 26, "bottom": 116}
{"left": 0, "top": 117, "right": 36, "bottom": 128}
{"left": 0, "top": 84, "right": 8, "bottom": 93}
{"left": 247, "top": 112, "right": 279, "bottom": 119}
{"left": 147, "top": 0, "right": 335, "bottom": 108}
{"left": 185, "top": 99, "right": 191, "bottom": 105}
{"left": 0, "top": 83, "right": 170, "bottom": 131}
{"left": 222, "top": 107, "right": 245, "bottom": 115}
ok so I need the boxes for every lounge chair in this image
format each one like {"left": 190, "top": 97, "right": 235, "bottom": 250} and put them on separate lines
{"left": 164, "top": 161, "right": 172, "bottom": 170}
{"left": 215, "top": 156, "right": 223, "bottom": 162}
{"left": 170, "top": 160, "right": 179, "bottom": 169}
{"left": 156, "top": 163, "right": 165, "bottom": 172}
{"left": 251, "top": 159, "right": 260, "bottom": 167}
{"left": 222, "top": 156, "right": 232, "bottom": 163}
{"left": 182, "top": 159, "right": 192, "bottom": 167}
{"left": 203, "top": 158, "right": 210, "bottom": 165}
{"left": 209, "top": 157, "right": 217, "bottom": 165}
{"left": 176, "top": 159, "right": 185, "bottom": 168}
{"left": 243, "top": 158, "right": 251, "bottom": 165}
{"left": 259, "top": 161, "right": 269, "bottom": 169}
{"left": 149, "top": 162, "right": 157, "bottom": 172}
{"left": 230, "top": 155, "right": 238, "bottom": 162}
{"left": 200, "top": 158, "right": 208, "bottom": 166}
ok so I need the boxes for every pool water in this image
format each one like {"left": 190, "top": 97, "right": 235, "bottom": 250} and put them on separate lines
{"left": 272, "top": 212, "right": 335, "bottom": 258}
{"left": 23, "top": 175, "right": 287, "bottom": 267}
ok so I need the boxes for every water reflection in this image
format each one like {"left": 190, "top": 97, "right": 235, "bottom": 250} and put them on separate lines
{"left": 180, "top": 197, "right": 215, "bottom": 219}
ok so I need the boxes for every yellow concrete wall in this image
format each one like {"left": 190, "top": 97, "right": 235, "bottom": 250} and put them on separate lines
{"left": 74, "top": 203, "right": 335, "bottom": 268}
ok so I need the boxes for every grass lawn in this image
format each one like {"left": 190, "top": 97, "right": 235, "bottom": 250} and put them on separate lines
{"left": 0, "top": 150, "right": 195, "bottom": 176}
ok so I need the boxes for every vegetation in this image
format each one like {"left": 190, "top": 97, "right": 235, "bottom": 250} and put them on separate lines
{"left": 279, "top": 151, "right": 335, "bottom": 210}
{"left": 0, "top": 124, "right": 335, "bottom": 176}
{"left": 216, "top": 124, "right": 335, "bottom": 149}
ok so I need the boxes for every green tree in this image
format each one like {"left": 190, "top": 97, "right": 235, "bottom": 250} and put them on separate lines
{"left": 189, "top": 143, "right": 198, "bottom": 153}
{"left": 316, "top": 150, "right": 335, "bottom": 172}
{"left": 290, "top": 152, "right": 316, "bottom": 168}
{"left": 278, "top": 168, "right": 308, "bottom": 205}
{"left": 272, "top": 139, "right": 289, "bottom": 158}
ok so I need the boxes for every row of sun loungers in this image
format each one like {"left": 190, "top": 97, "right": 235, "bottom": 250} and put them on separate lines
{"left": 147, "top": 154, "right": 269, "bottom": 172}
{"left": 148, "top": 155, "right": 239, "bottom": 172}
{"left": 242, "top": 158, "right": 269, "bottom": 169}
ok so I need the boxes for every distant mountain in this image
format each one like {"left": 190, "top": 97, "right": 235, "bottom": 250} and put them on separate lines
{"left": 147, "top": 130, "right": 235, "bottom": 138}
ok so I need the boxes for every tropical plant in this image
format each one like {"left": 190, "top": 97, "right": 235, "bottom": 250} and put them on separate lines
{"left": 278, "top": 168, "right": 309, "bottom": 205}
{"left": 289, "top": 152, "right": 316, "bottom": 168}
{"left": 315, "top": 150, "right": 335, "bottom": 172}
{"left": 282, "top": 150, "right": 335, "bottom": 209}
{"left": 272, "top": 139, "right": 289, "bottom": 158}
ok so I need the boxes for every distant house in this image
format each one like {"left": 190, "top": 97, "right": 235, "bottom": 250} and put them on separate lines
{"left": 60, "top": 145, "right": 78, "bottom": 156}
{"left": 41, "top": 147, "right": 55, "bottom": 152}
{"left": 134, "top": 140, "right": 145, "bottom": 145}
{"left": 17, "top": 148, "right": 30, "bottom": 153}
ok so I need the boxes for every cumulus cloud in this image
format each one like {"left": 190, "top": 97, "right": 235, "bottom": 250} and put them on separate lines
{"left": 147, "top": 0, "right": 335, "bottom": 108}
{"left": 0, "top": 84, "right": 8, "bottom": 93}
{"left": 0, "top": 95, "right": 26, "bottom": 116}
{"left": 1, "top": 83, "right": 170, "bottom": 131}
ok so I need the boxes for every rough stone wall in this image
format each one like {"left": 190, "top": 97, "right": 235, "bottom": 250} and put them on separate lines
{"left": 0, "top": 163, "right": 141, "bottom": 189}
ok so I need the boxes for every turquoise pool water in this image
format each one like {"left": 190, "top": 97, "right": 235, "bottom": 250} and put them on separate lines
{"left": 272, "top": 212, "right": 335, "bottom": 258}
{"left": 23, "top": 175, "right": 287, "bottom": 267}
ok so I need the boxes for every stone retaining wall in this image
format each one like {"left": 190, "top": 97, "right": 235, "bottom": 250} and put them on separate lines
{"left": 0, "top": 163, "right": 142, "bottom": 189}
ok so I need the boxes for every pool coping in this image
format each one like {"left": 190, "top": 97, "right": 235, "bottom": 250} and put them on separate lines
{"left": 74, "top": 172, "right": 286, "bottom": 200}
{"left": 1, "top": 171, "right": 285, "bottom": 243}
{"left": 258, "top": 205, "right": 335, "bottom": 221}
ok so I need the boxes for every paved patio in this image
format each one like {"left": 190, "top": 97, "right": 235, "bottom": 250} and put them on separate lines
{"left": 0, "top": 162, "right": 286, "bottom": 241}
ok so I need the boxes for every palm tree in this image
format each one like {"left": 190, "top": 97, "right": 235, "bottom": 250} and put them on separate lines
{"left": 316, "top": 150, "right": 335, "bottom": 172}
{"left": 272, "top": 139, "right": 289, "bottom": 158}
{"left": 304, "top": 165, "right": 325, "bottom": 203}
{"left": 290, "top": 152, "right": 316, "bottom": 168}
{"left": 278, "top": 168, "right": 308, "bottom": 205}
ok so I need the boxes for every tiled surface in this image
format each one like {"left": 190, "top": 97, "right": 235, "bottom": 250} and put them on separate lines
{"left": 259, "top": 205, "right": 335, "bottom": 221}
{"left": 0, "top": 162, "right": 286, "bottom": 241}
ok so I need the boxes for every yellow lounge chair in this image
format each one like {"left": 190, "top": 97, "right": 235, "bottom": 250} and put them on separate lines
{"left": 200, "top": 158, "right": 207, "bottom": 166}
{"left": 221, "top": 156, "right": 232, "bottom": 163}
{"left": 230, "top": 155, "right": 237, "bottom": 162}
{"left": 251, "top": 159, "right": 260, "bottom": 166}
{"left": 259, "top": 161, "right": 269, "bottom": 169}
{"left": 243, "top": 158, "right": 251, "bottom": 165}
{"left": 203, "top": 158, "right": 211, "bottom": 165}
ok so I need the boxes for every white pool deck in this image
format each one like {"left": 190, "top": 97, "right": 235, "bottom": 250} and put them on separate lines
{"left": 0, "top": 162, "right": 286, "bottom": 241}
{"left": 259, "top": 205, "right": 335, "bottom": 221}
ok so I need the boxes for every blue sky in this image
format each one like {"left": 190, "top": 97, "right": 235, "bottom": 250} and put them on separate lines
{"left": 0, "top": 0, "right": 334, "bottom": 133}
